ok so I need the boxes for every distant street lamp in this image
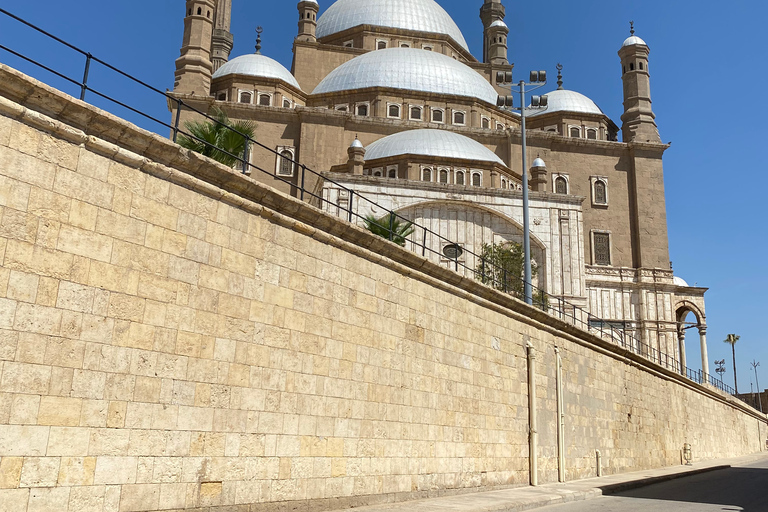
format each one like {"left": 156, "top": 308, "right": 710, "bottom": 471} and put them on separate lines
{"left": 751, "top": 360, "right": 762, "bottom": 413}
{"left": 497, "top": 70, "right": 548, "bottom": 305}
{"left": 715, "top": 359, "right": 726, "bottom": 380}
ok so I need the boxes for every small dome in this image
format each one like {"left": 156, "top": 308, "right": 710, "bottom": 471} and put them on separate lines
{"left": 313, "top": 48, "right": 499, "bottom": 105}
{"left": 212, "top": 54, "right": 301, "bottom": 90}
{"left": 316, "top": 0, "right": 468, "bottom": 52}
{"left": 532, "top": 158, "right": 546, "bottom": 168}
{"left": 673, "top": 276, "right": 689, "bottom": 287}
{"left": 489, "top": 20, "right": 508, "bottom": 29}
{"left": 365, "top": 129, "right": 504, "bottom": 165}
{"left": 622, "top": 35, "right": 647, "bottom": 48}
{"left": 529, "top": 89, "right": 604, "bottom": 116}
{"left": 350, "top": 138, "right": 364, "bottom": 149}
{"left": 301, "top": 0, "right": 318, "bottom": 3}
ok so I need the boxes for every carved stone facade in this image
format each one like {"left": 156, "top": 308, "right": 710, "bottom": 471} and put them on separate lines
{"left": 170, "top": 0, "right": 708, "bottom": 374}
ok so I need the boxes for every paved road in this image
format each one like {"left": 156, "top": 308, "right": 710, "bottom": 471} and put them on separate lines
{"left": 536, "top": 458, "right": 768, "bottom": 512}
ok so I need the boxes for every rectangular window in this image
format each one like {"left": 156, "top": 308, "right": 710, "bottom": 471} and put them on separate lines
{"left": 593, "top": 233, "right": 611, "bottom": 265}
{"left": 410, "top": 106, "right": 422, "bottom": 121}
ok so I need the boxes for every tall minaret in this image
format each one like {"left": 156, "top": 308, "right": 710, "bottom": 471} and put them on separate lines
{"left": 297, "top": 0, "right": 320, "bottom": 42}
{"left": 480, "top": 0, "right": 506, "bottom": 64}
{"left": 618, "top": 23, "right": 661, "bottom": 143}
{"left": 211, "top": 0, "right": 234, "bottom": 72}
{"left": 174, "top": 0, "right": 216, "bottom": 95}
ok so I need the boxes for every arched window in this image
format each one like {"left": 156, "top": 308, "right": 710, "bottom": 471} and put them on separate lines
{"left": 277, "top": 149, "right": 294, "bottom": 177}
{"left": 388, "top": 167, "right": 397, "bottom": 178}
{"left": 593, "top": 233, "right": 611, "bottom": 266}
{"left": 594, "top": 180, "right": 607, "bottom": 204}
{"left": 410, "top": 106, "right": 422, "bottom": 121}
{"left": 496, "top": 123, "right": 505, "bottom": 130}
{"left": 587, "top": 129, "right": 597, "bottom": 140}
{"left": 197, "top": 7, "right": 202, "bottom": 15}
{"left": 481, "top": 117, "right": 490, "bottom": 129}
{"left": 377, "top": 40, "right": 387, "bottom": 50}
{"left": 258, "top": 94, "right": 271, "bottom": 106}
{"left": 432, "top": 109, "right": 444, "bottom": 123}
{"left": 630, "top": 63, "right": 635, "bottom": 71}
{"left": 388, "top": 104, "right": 401, "bottom": 118}
{"left": 283, "top": 98, "right": 291, "bottom": 108}
{"left": 472, "top": 173, "right": 481, "bottom": 187}
{"left": 639, "top": 61, "right": 644, "bottom": 70}
{"left": 217, "top": 92, "right": 227, "bottom": 101}
{"left": 356, "top": 104, "right": 368, "bottom": 116}
{"left": 239, "top": 91, "right": 252, "bottom": 104}
{"left": 422, "top": 168, "right": 432, "bottom": 182}
{"left": 570, "top": 127, "right": 581, "bottom": 138}
{"left": 422, "top": 45, "right": 433, "bottom": 51}
{"left": 555, "top": 176, "right": 568, "bottom": 194}
{"left": 453, "top": 111, "right": 465, "bottom": 125}
{"left": 439, "top": 169, "right": 449, "bottom": 183}
{"left": 373, "top": 169, "right": 383, "bottom": 177}
{"left": 501, "top": 178, "right": 507, "bottom": 189}
{"left": 455, "top": 171, "right": 465, "bottom": 185}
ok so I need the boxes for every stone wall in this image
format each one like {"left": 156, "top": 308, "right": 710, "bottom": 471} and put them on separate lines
{"left": 0, "top": 65, "right": 765, "bottom": 512}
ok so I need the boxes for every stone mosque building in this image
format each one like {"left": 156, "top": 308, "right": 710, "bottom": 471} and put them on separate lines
{"left": 171, "top": 0, "right": 711, "bottom": 378}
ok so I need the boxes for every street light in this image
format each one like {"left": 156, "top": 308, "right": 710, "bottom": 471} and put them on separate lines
{"left": 751, "top": 360, "right": 762, "bottom": 413}
{"left": 497, "top": 70, "right": 548, "bottom": 305}
{"left": 715, "top": 359, "right": 726, "bottom": 380}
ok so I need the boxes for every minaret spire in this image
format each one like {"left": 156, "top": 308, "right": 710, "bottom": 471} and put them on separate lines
{"left": 556, "top": 63, "right": 564, "bottom": 90}
{"left": 211, "top": 0, "right": 234, "bottom": 72}
{"left": 480, "top": 0, "right": 507, "bottom": 64}
{"left": 618, "top": 23, "right": 661, "bottom": 143}
{"left": 255, "top": 27, "right": 263, "bottom": 54}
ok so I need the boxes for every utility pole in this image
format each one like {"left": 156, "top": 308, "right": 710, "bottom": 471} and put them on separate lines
{"left": 751, "top": 360, "right": 762, "bottom": 413}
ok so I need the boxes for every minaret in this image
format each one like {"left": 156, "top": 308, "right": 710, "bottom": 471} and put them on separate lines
{"left": 618, "top": 22, "right": 661, "bottom": 143}
{"left": 297, "top": 0, "right": 320, "bottom": 43}
{"left": 174, "top": 0, "right": 216, "bottom": 95}
{"left": 486, "top": 19, "right": 509, "bottom": 65}
{"left": 211, "top": 0, "right": 234, "bottom": 72}
{"left": 480, "top": 0, "right": 506, "bottom": 64}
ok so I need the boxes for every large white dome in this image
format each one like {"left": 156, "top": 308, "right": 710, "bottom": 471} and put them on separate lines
{"left": 365, "top": 129, "right": 505, "bottom": 165}
{"left": 529, "top": 89, "right": 604, "bottom": 116}
{"left": 212, "top": 54, "right": 301, "bottom": 90}
{"left": 316, "top": 0, "right": 469, "bottom": 52}
{"left": 312, "top": 48, "right": 498, "bottom": 105}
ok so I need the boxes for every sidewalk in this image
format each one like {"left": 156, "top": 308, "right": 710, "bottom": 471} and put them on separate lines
{"left": 338, "top": 452, "right": 768, "bottom": 512}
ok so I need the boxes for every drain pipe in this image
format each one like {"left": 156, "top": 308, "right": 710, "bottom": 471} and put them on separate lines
{"left": 527, "top": 340, "right": 538, "bottom": 486}
{"left": 555, "top": 347, "right": 565, "bottom": 482}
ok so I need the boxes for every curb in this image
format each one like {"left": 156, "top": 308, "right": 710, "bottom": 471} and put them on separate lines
{"left": 597, "top": 464, "right": 731, "bottom": 495}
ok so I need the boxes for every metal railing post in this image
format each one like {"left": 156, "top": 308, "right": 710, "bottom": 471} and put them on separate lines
{"left": 80, "top": 53, "right": 92, "bottom": 101}
{"left": 347, "top": 191, "right": 354, "bottom": 223}
{"left": 422, "top": 226, "right": 427, "bottom": 257}
{"left": 300, "top": 165, "right": 306, "bottom": 201}
{"left": 388, "top": 212, "right": 395, "bottom": 242}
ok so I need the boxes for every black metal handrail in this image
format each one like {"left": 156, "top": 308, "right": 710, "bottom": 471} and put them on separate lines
{"left": 0, "top": 8, "right": 744, "bottom": 405}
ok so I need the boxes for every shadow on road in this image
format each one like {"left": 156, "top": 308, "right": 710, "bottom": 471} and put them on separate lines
{"left": 610, "top": 467, "right": 768, "bottom": 512}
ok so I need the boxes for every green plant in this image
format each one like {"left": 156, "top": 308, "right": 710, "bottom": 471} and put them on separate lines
{"left": 177, "top": 108, "right": 256, "bottom": 168}
{"left": 724, "top": 333, "right": 740, "bottom": 393}
{"left": 363, "top": 213, "right": 414, "bottom": 247}
{"left": 475, "top": 241, "right": 547, "bottom": 308}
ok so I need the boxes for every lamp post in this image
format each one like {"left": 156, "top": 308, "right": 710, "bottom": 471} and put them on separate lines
{"left": 751, "top": 360, "right": 762, "bottom": 413}
{"left": 715, "top": 359, "right": 726, "bottom": 381}
{"left": 497, "top": 71, "right": 548, "bottom": 305}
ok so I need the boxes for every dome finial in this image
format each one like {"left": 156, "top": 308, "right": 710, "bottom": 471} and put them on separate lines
{"left": 556, "top": 63, "right": 564, "bottom": 90}
{"left": 255, "top": 26, "right": 263, "bottom": 54}
{"left": 630, "top": 21, "right": 635, "bottom": 36}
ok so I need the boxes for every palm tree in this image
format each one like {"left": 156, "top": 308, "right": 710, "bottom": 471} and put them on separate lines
{"left": 724, "top": 333, "right": 740, "bottom": 393}
{"left": 177, "top": 108, "right": 256, "bottom": 168}
{"left": 363, "top": 213, "right": 414, "bottom": 247}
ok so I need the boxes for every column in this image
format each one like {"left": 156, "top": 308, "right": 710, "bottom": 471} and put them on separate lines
{"left": 678, "top": 327, "right": 687, "bottom": 375}
{"left": 699, "top": 326, "right": 709, "bottom": 383}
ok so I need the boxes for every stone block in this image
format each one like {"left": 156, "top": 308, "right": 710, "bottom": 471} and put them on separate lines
{"left": 57, "top": 456, "right": 96, "bottom": 486}
{"left": 0, "top": 208, "right": 38, "bottom": 244}
{"left": 68, "top": 486, "right": 106, "bottom": 512}
{"left": 80, "top": 400, "right": 108, "bottom": 428}
{"left": 118, "top": 483, "right": 160, "bottom": 512}
{"left": 13, "top": 303, "right": 62, "bottom": 337}
{"left": 9, "top": 394, "right": 40, "bottom": 424}
{"left": 43, "top": 337, "right": 85, "bottom": 369}
{"left": 56, "top": 224, "right": 113, "bottom": 263}
{"left": 0, "top": 488, "right": 30, "bottom": 512}
{"left": 20, "top": 457, "right": 60, "bottom": 487}
{"left": 56, "top": 281, "right": 95, "bottom": 313}
{"left": 37, "top": 397, "right": 82, "bottom": 426}
{"left": 7, "top": 270, "right": 39, "bottom": 303}
{"left": 96, "top": 209, "right": 147, "bottom": 245}
{"left": 27, "top": 486, "right": 70, "bottom": 512}
{"left": 26, "top": 187, "right": 70, "bottom": 223}
{"left": 0, "top": 362, "right": 51, "bottom": 394}
{"left": 0, "top": 456, "right": 23, "bottom": 488}
{"left": 0, "top": 145, "right": 56, "bottom": 190}
{"left": 46, "top": 427, "right": 90, "bottom": 457}
{"left": 93, "top": 457, "right": 138, "bottom": 485}
{"left": 54, "top": 167, "right": 113, "bottom": 209}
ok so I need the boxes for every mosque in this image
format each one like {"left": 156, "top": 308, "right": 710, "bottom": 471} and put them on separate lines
{"left": 171, "top": 0, "right": 711, "bottom": 378}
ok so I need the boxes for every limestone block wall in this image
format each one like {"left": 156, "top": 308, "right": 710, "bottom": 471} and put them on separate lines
{"left": 0, "top": 65, "right": 765, "bottom": 512}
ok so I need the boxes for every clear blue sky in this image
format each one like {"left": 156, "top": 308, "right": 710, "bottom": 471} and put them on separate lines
{"left": 2, "top": 1, "right": 767, "bottom": 392}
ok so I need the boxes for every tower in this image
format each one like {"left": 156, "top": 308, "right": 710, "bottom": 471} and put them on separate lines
{"left": 619, "top": 23, "right": 660, "bottom": 143}
{"left": 486, "top": 20, "right": 509, "bottom": 65}
{"left": 211, "top": 0, "right": 234, "bottom": 72}
{"left": 480, "top": 0, "right": 506, "bottom": 64}
{"left": 174, "top": 0, "right": 216, "bottom": 95}
{"left": 297, "top": 0, "right": 320, "bottom": 43}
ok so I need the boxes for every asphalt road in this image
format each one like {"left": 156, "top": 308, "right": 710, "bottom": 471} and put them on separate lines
{"left": 536, "top": 458, "right": 768, "bottom": 512}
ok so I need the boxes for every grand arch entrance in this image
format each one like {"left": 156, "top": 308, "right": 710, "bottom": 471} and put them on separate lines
{"left": 676, "top": 301, "right": 708, "bottom": 381}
